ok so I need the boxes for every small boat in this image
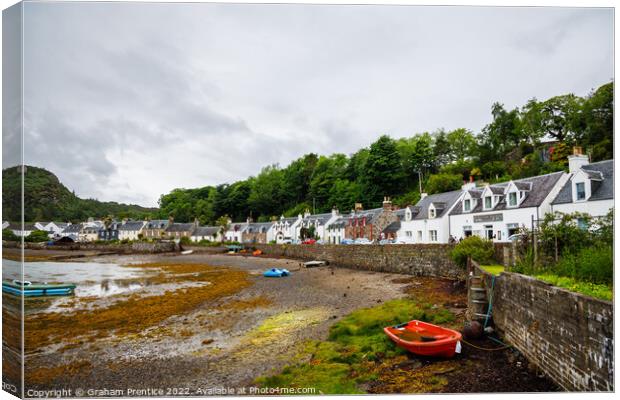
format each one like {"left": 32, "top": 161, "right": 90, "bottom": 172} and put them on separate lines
{"left": 304, "top": 260, "right": 326, "bottom": 268}
{"left": 181, "top": 250, "right": 193, "bottom": 255}
{"left": 384, "top": 320, "right": 462, "bottom": 358}
{"left": 2, "top": 280, "right": 76, "bottom": 297}
{"left": 263, "top": 268, "right": 291, "bottom": 278}
{"left": 252, "top": 249, "right": 262, "bottom": 256}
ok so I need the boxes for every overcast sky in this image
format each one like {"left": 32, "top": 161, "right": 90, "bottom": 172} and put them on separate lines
{"left": 2, "top": 3, "right": 613, "bottom": 207}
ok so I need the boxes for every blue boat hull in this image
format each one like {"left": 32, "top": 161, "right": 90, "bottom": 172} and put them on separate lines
{"left": 2, "top": 285, "right": 75, "bottom": 297}
{"left": 263, "top": 268, "right": 291, "bottom": 278}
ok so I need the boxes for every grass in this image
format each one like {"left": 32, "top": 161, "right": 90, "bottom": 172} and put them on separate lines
{"left": 535, "top": 274, "right": 612, "bottom": 301}
{"left": 255, "top": 298, "right": 455, "bottom": 394}
{"left": 480, "top": 265, "right": 505, "bottom": 276}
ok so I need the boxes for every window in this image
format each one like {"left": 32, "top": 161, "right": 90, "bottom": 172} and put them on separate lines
{"left": 508, "top": 192, "right": 517, "bottom": 206}
{"left": 464, "top": 199, "right": 471, "bottom": 211}
{"left": 429, "top": 230, "right": 438, "bottom": 242}
{"left": 429, "top": 208, "right": 436, "bottom": 218}
{"left": 576, "top": 182, "right": 586, "bottom": 201}
{"left": 484, "top": 196, "right": 492, "bottom": 209}
{"left": 417, "top": 231, "right": 423, "bottom": 241}
{"left": 406, "top": 231, "right": 413, "bottom": 237}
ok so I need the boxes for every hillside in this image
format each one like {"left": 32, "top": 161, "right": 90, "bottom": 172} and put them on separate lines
{"left": 2, "top": 165, "right": 157, "bottom": 222}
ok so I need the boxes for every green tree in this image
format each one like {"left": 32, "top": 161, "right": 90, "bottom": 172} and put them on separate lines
{"left": 446, "top": 128, "right": 476, "bottom": 161}
{"left": 361, "top": 135, "right": 406, "bottom": 205}
{"left": 425, "top": 173, "right": 462, "bottom": 195}
{"left": 216, "top": 215, "right": 230, "bottom": 243}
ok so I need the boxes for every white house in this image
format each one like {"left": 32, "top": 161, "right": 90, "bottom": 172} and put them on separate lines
{"left": 270, "top": 215, "right": 302, "bottom": 244}
{"left": 551, "top": 156, "right": 613, "bottom": 218}
{"left": 294, "top": 208, "right": 340, "bottom": 242}
{"left": 10, "top": 223, "right": 37, "bottom": 237}
{"left": 325, "top": 216, "right": 346, "bottom": 244}
{"left": 225, "top": 220, "right": 249, "bottom": 243}
{"left": 118, "top": 221, "right": 147, "bottom": 241}
{"left": 396, "top": 190, "right": 464, "bottom": 244}
{"left": 35, "top": 222, "right": 70, "bottom": 238}
{"left": 191, "top": 226, "right": 222, "bottom": 242}
{"left": 449, "top": 171, "right": 568, "bottom": 242}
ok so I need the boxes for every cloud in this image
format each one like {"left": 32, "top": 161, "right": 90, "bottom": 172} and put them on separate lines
{"left": 3, "top": 3, "right": 613, "bottom": 207}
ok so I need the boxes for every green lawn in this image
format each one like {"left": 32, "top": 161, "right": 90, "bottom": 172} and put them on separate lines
{"left": 480, "top": 264, "right": 505, "bottom": 276}
{"left": 535, "top": 274, "right": 612, "bottom": 301}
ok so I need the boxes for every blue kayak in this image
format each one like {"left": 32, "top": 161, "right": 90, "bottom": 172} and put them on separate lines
{"left": 263, "top": 268, "right": 291, "bottom": 278}
{"left": 2, "top": 280, "right": 76, "bottom": 297}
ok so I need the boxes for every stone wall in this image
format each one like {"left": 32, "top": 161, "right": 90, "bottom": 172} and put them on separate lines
{"left": 253, "top": 244, "right": 464, "bottom": 279}
{"left": 476, "top": 265, "right": 613, "bottom": 391}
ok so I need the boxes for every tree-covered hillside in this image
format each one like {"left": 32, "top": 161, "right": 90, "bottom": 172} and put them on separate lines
{"left": 2, "top": 165, "right": 157, "bottom": 222}
{"left": 158, "top": 82, "right": 613, "bottom": 224}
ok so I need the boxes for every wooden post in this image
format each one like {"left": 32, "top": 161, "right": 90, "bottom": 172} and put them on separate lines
{"left": 532, "top": 215, "right": 538, "bottom": 268}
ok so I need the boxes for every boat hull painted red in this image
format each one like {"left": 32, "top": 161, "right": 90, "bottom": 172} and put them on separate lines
{"left": 384, "top": 320, "right": 462, "bottom": 358}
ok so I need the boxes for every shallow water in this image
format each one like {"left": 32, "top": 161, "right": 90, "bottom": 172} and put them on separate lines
{"left": 1, "top": 259, "right": 182, "bottom": 313}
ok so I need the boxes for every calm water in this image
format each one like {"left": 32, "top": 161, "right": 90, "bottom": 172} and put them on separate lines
{"left": 2, "top": 259, "right": 154, "bottom": 298}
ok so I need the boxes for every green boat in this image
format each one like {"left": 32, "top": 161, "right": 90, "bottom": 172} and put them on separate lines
{"left": 2, "top": 280, "right": 76, "bottom": 297}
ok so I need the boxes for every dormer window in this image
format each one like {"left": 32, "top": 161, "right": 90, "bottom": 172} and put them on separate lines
{"left": 508, "top": 192, "right": 517, "bottom": 207}
{"left": 464, "top": 199, "right": 471, "bottom": 212}
{"left": 429, "top": 208, "right": 436, "bottom": 218}
{"left": 576, "top": 182, "right": 586, "bottom": 201}
{"left": 484, "top": 196, "right": 492, "bottom": 209}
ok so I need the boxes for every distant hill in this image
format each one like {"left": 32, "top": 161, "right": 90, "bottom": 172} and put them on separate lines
{"left": 2, "top": 165, "right": 158, "bottom": 222}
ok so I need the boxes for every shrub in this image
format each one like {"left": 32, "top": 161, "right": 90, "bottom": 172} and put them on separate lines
{"left": 25, "top": 230, "right": 50, "bottom": 243}
{"left": 553, "top": 244, "right": 612, "bottom": 285}
{"left": 179, "top": 236, "right": 192, "bottom": 245}
{"left": 450, "top": 236, "right": 494, "bottom": 267}
{"left": 2, "top": 228, "right": 19, "bottom": 241}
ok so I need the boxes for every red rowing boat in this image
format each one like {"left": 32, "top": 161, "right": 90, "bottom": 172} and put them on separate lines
{"left": 384, "top": 320, "right": 462, "bottom": 358}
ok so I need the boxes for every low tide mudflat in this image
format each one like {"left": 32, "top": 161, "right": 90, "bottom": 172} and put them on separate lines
{"left": 4, "top": 251, "right": 558, "bottom": 395}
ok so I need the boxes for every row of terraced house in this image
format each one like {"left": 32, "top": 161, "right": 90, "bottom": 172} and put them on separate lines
{"left": 3, "top": 151, "right": 612, "bottom": 246}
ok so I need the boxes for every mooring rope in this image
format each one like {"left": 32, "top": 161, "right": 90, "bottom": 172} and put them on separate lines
{"left": 461, "top": 338, "right": 511, "bottom": 351}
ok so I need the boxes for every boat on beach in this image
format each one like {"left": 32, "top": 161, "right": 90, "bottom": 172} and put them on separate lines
{"left": 304, "top": 260, "right": 327, "bottom": 268}
{"left": 384, "top": 320, "right": 462, "bottom": 358}
{"left": 2, "top": 280, "right": 76, "bottom": 297}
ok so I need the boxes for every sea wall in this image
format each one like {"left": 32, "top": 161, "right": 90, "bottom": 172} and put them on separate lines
{"left": 476, "top": 266, "right": 613, "bottom": 391}
{"left": 253, "top": 244, "right": 464, "bottom": 279}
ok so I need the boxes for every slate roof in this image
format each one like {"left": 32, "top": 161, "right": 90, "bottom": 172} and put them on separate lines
{"left": 53, "top": 222, "right": 70, "bottom": 229}
{"left": 193, "top": 226, "right": 220, "bottom": 236}
{"left": 246, "top": 222, "right": 273, "bottom": 233}
{"left": 383, "top": 221, "right": 401, "bottom": 233}
{"left": 165, "top": 223, "right": 196, "bottom": 233}
{"left": 62, "top": 224, "right": 83, "bottom": 234}
{"left": 414, "top": 190, "right": 463, "bottom": 220}
{"left": 145, "top": 219, "right": 169, "bottom": 229}
{"left": 327, "top": 216, "right": 346, "bottom": 229}
{"left": 118, "top": 221, "right": 146, "bottom": 231}
{"left": 552, "top": 160, "right": 614, "bottom": 205}
{"left": 451, "top": 171, "right": 565, "bottom": 215}
{"left": 300, "top": 213, "right": 334, "bottom": 226}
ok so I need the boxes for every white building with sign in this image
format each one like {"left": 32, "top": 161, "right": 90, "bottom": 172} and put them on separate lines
{"left": 449, "top": 171, "right": 568, "bottom": 242}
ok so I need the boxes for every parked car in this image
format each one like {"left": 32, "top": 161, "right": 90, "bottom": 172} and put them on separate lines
{"left": 315, "top": 239, "right": 325, "bottom": 245}
{"left": 507, "top": 233, "right": 526, "bottom": 242}
{"left": 379, "top": 238, "right": 395, "bottom": 245}
{"left": 341, "top": 239, "right": 355, "bottom": 245}
{"left": 354, "top": 238, "right": 373, "bottom": 245}
{"left": 302, "top": 238, "right": 317, "bottom": 245}
{"left": 281, "top": 238, "right": 293, "bottom": 244}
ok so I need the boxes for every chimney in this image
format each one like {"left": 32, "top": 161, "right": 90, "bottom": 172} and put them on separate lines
{"left": 568, "top": 146, "right": 589, "bottom": 174}
{"left": 331, "top": 206, "right": 339, "bottom": 217}
{"left": 194, "top": 218, "right": 200, "bottom": 227}
{"left": 168, "top": 216, "right": 174, "bottom": 226}
{"left": 304, "top": 208, "right": 311, "bottom": 218}
{"left": 246, "top": 216, "right": 253, "bottom": 224}
{"left": 420, "top": 193, "right": 428, "bottom": 200}
{"left": 461, "top": 176, "right": 476, "bottom": 190}
{"left": 355, "top": 203, "right": 363, "bottom": 212}
{"left": 382, "top": 196, "right": 392, "bottom": 211}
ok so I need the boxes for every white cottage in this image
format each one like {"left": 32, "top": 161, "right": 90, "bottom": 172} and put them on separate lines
{"left": 191, "top": 226, "right": 222, "bottom": 242}
{"left": 449, "top": 171, "right": 568, "bottom": 242}
{"left": 396, "top": 190, "right": 464, "bottom": 244}
{"left": 551, "top": 156, "right": 613, "bottom": 218}
{"left": 270, "top": 215, "right": 302, "bottom": 244}
{"left": 294, "top": 208, "right": 340, "bottom": 242}
{"left": 118, "top": 221, "right": 147, "bottom": 241}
